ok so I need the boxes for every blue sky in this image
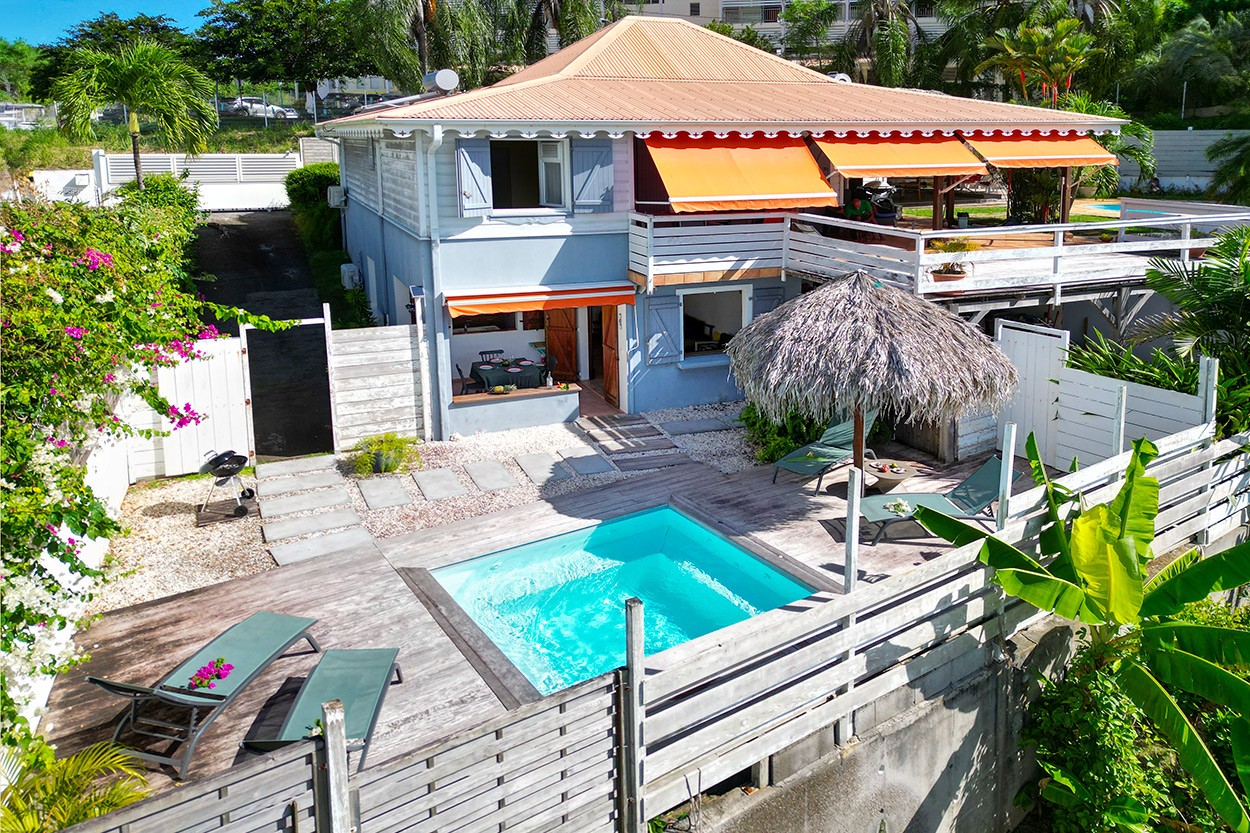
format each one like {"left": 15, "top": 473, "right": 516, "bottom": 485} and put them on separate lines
{"left": 3, "top": 0, "right": 206, "bottom": 45}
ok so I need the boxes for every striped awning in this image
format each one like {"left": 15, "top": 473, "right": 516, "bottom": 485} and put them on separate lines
{"left": 445, "top": 283, "right": 637, "bottom": 317}
{"left": 961, "top": 133, "right": 1118, "bottom": 168}
{"left": 811, "top": 135, "right": 988, "bottom": 178}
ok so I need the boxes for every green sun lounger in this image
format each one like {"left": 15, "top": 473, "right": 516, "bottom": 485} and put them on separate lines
{"left": 858, "top": 456, "right": 1003, "bottom": 545}
{"left": 772, "top": 410, "right": 878, "bottom": 494}
{"left": 243, "top": 648, "right": 402, "bottom": 771}
{"left": 87, "top": 611, "right": 320, "bottom": 779}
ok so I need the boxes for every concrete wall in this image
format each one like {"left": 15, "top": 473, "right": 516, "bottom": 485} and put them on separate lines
{"left": 448, "top": 388, "right": 579, "bottom": 435}
{"left": 703, "top": 619, "right": 1077, "bottom": 833}
{"left": 1119, "top": 129, "right": 1249, "bottom": 191}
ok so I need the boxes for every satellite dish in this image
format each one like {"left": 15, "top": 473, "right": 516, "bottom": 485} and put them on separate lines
{"left": 316, "top": 80, "right": 332, "bottom": 99}
{"left": 827, "top": 73, "right": 853, "bottom": 84}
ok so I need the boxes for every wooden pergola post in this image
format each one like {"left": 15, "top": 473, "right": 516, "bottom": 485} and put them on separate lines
{"left": 853, "top": 404, "right": 866, "bottom": 470}
{"left": 931, "top": 176, "right": 944, "bottom": 230}
{"left": 1059, "top": 166, "right": 1072, "bottom": 223}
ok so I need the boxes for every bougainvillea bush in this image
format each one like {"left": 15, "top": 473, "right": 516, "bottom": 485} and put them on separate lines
{"left": 0, "top": 176, "right": 280, "bottom": 763}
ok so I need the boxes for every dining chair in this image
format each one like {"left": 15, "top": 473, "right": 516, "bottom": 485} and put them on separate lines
{"left": 457, "top": 364, "right": 485, "bottom": 395}
{"left": 479, "top": 350, "right": 505, "bottom": 362}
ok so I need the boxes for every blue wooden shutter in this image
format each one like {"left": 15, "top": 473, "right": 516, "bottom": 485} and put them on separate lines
{"left": 571, "top": 139, "right": 614, "bottom": 214}
{"left": 456, "top": 139, "right": 492, "bottom": 217}
{"left": 646, "top": 296, "right": 682, "bottom": 364}
{"left": 752, "top": 286, "right": 786, "bottom": 318}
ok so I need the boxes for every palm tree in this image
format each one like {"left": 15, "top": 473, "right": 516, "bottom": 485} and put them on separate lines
{"left": 977, "top": 19, "right": 1100, "bottom": 105}
{"left": 1, "top": 743, "right": 149, "bottom": 832}
{"left": 1207, "top": 132, "right": 1250, "bottom": 205}
{"left": 919, "top": 436, "right": 1250, "bottom": 833}
{"left": 840, "top": 0, "right": 927, "bottom": 87}
{"left": 353, "top": 0, "right": 437, "bottom": 92}
{"left": 51, "top": 39, "right": 215, "bottom": 190}
{"left": 1131, "top": 226, "right": 1250, "bottom": 381}
{"left": 780, "top": 0, "right": 840, "bottom": 65}
{"left": 1057, "top": 93, "right": 1156, "bottom": 196}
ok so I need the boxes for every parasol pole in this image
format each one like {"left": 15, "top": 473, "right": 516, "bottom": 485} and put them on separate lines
{"left": 853, "top": 402, "right": 866, "bottom": 471}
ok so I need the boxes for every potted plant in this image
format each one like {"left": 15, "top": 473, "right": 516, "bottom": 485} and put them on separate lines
{"left": 351, "top": 432, "right": 422, "bottom": 475}
{"left": 1099, "top": 231, "right": 1116, "bottom": 243}
{"left": 929, "top": 237, "right": 980, "bottom": 281}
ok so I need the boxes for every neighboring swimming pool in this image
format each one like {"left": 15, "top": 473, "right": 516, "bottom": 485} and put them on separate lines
{"left": 432, "top": 505, "right": 815, "bottom": 695}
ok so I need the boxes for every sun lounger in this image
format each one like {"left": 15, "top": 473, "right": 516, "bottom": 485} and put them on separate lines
{"left": 87, "top": 611, "right": 320, "bottom": 779}
{"left": 772, "top": 411, "right": 878, "bottom": 494}
{"left": 858, "top": 456, "right": 1003, "bottom": 545}
{"left": 243, "top": 648, "right": 402, "bottom": 771}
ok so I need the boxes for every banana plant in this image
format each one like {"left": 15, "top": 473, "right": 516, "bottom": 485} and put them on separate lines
{"left": 916, "top": 434, "right": 1250, "bottom": 831}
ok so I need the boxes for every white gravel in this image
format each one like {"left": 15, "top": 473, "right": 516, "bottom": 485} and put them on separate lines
{"left": 92, "top": 403, "right": 767, "bottom": 611}
{"left": 88, "top": 475, "right": 272, "bottom": 615}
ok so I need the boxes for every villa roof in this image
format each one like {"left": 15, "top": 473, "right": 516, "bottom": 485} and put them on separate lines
{"left": 321, "top": 17, "right": 1123, "bottom": 137}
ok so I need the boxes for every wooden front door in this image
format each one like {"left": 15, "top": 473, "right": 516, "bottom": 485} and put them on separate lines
{"left": 544, "top": 308, "right": 578, "bottom": 382}
{"left": 600, "top": 305, "right": 620, "bottom": 408}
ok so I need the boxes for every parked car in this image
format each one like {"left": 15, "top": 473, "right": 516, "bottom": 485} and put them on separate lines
{"left": 229, "top": 97, "right": 298, "bottom": 119}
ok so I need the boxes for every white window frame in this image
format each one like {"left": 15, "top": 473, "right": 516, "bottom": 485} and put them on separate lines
{"left": 674, "top": 285, "right": 751, "bottom": 360}
{"left": 486, "top": 137, "right": 570, "bottom": 216}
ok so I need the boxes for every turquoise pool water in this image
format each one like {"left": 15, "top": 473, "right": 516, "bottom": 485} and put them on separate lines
{"left": 432, "top": 506, "right": 814, "bottom": 695}
{"left": 1092, "top": 202, "right": 1121, "bottom": 212}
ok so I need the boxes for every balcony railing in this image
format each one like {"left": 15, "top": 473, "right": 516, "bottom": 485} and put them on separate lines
{"left": 627, "top": 209, "right": 1250, "bottom": 296}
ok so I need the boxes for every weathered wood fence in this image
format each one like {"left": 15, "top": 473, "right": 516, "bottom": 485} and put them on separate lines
{"left": 65, "top": 423, "right": 1248, "bottom": 833}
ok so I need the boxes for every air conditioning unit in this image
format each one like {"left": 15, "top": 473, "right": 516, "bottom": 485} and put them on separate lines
{"left": 327, "top": 185, "right": 345, "bottom": 208}
{"left": 341, "top": 263, "right": 359, "bottom": 289}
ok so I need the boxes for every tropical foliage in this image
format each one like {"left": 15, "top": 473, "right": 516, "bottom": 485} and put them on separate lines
{"left": 51, "top": 40, "right": 216, "bottom": 188}
{"left": 1208, "top": 133, "right": 1250, "bottom": 205}
{"left": 0, "top": 181, "right": 285, "bottom": 762}
{"left": 1, "top": 743, "right": 149, "bottom": 832}
{"left": 976, "top": 19, "right": 1101, "bottom": 105}
{"left": 0, "top": 38, "right": 39, "bottom": 101}
{"left": 704, "top": 20, "right": 775, "bottom": 52}
{"left": 918, "top": 436, "right": 1250, "bottom": 831}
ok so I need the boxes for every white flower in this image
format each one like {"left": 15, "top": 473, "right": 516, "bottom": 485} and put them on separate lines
{"left": 885, "top": 498, "right": 912, "bottom": 516}
{"left": 45, "top": 287, "right": 64, "bottom": 304}
{"left": 94, "top": 290, "right": 115, "bottom": 303}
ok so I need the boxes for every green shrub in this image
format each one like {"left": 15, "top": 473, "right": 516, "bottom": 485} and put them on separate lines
{"left": 307, "top": 249, "right": 375, "bottom": 329}
{"left": 116, "top": 173, "right": 200, "bottom": 221}
{"left": 350, "top": 432, "right": 421, "bottom": 476}
{"left": 740, "top": 402, "right": 825, "bottom": 463}
{"left": 285, "top": 162, "right": 342, "bottom": 251}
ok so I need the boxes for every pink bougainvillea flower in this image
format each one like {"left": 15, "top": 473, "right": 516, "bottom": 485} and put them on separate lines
{"left": 197, "top": 325, "right": 219, "bottom": 340}
{"left": 12, "top": 230, "right": 25, "bottom": 242}
{"left": 65, "top": 327, "right": 86, "bottom": 339}
{"left": 104, "top": 373, "right": 115, "bottom": 382}
{"left": 76, "top": 248, "right": 114, "bottom": 271}
{"left": 48, "top": 386, "right": 58, "bottom": 396}
{"left": 150, "top": 302, "right": 163, "bottom": 309}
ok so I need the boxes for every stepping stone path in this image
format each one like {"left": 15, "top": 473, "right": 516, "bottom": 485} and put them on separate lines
{"left": 358, "top": 477, "right": 412, "bottom": 510}
{"left": 414, "top": 469, "right": 467, "bottom": 500}
{"left": 613, "top": 452, "right": 693, "bottom": 472}
{"left": 559, "top": 447, "right": 616, "bottom": 475}
{"left": 514, "top": 453, "right": 571, "bottom": 485}
{"left": 255, "top": 456, "right": 375, "bottom": 564}
{"left": 465, "top": 460, "right": 519, "bottom": 492}
{"left": 582, "top": 424, "right": 664, "bottom": 444}
{"left": 660, "top": 417, "right": 735, "bottom": 435}
{"left": 578, "top": 413, "right": 677, "bottom": 456}
{"left": 598, "top": 436, "right": 678, "bottom": 455}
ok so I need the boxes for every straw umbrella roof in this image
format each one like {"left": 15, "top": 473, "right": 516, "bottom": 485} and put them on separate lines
{"left": 727, "top": 270, "right": 1018, "bottom": 426}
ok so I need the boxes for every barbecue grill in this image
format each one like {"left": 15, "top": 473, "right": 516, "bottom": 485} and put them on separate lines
{"left": 200, "top": 450, "right": 255, "bottom": 517}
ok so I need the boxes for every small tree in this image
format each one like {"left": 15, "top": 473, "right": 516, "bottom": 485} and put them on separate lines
{"left": 51, "top": 39, "right": 216, "bottom": 189}
{"left": 1207, "top": 133, "right": 1250, "bottom": 205}
{"left": 1, "top": 743, "right": 149, "bottom": 832}
{"left": 781, "top": 0, "right": 840, "bottom": 65}
{"left": 918, "top": 435, "right": 1250, "bottom": 831}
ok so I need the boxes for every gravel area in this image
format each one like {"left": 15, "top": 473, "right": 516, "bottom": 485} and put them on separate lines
{"left": 88, "top": 476, "right": 272, "bottom": 615}
{"left": 92, "top": 403, "right": 767, "bottom": 611}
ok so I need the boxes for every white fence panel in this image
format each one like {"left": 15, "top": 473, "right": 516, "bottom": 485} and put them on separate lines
{"left": 126, "top": 339, "right": 251, "bottom": 479}
{"left": 994, "top": 321, "right": 1069, "bottom": 464}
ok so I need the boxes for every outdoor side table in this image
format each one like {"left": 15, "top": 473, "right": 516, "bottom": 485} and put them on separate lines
{"left": 866, "top": 460, "right": 916, "bottom": 492}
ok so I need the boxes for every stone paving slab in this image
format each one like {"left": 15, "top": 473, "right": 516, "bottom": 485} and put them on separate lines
{"left": 576, "top": 414, "right": 648, "bottom": 431}
{"left": 358, "top": 477, "right": 413, "bottom": 510}
{"left": 256, "top": 455, "right": 337, "bottom": 479}
{"left": 583, "top": 425, "right": 663, "bottom": 443}
{"left": 259, "top": 487, "right": 351, "bottom": 519}
{"left": 465, "top": 460, "right": 519, "bottom": 492}
{"left": 564, "top": 453, "right": 615, "bottom": 475}
{"left": 557, "top": 445, "right": 600, "bottom": 460}
{"left": 263, "top": 508, "right": 362, "bottom": 542}
{"left": 598, "top": 437, "right": 678, "bottom": 455}
{"left": 660, "top": 418, "right": 736, "bottom": 435}
{"left": 413, "top": 469, "right": 467, "bottom": 500}
{"left": 613, "top": 452, "right": 693, "bottom": 472}
{"left": 514, "top": 453, "right": 571, "bottom": 485}
{"left": 269, "top": 526, "right": 376, "bottom": 566}
{"left": 259, "top": 470, "right": 343, "bottom": 497}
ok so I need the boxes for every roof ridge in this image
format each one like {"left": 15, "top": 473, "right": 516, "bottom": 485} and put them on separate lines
{"left": 556, "top": 16, "right": 637, "bottom": 78}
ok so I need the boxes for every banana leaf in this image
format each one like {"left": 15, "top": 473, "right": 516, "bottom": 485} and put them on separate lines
{"left": 1230, "top": 719, "right": 1250, "bottom": 798}
{"left": 1105, "top": 437, "right": 1160, "bottom": 567}
{"left": 1143, "top": 623, "right": 1250, "bottom": 670}
{"left": 1140, "top": 541, "right": 1250, "bottom": 619}
{"left": 994, "top": 567, "right": 1105, "bottom": 623}
{"left": 1069, "top": 505, "right": 1143, "bottom": 624}
{"left": 913, "top": 507, "right": 1047, "bottom": 573}
{"left": 1143, "top": 548, "right": 1201, "bottom": 595}
{"left": 1144, "top": 642, "right": 1250, "bottom": 715}
{"left": 1117, "top": 659, "right": 1250, "bottom": 833}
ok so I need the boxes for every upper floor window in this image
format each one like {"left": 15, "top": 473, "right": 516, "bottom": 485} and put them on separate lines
{"left": 690, "top": 2, "right": 701, "bottom": 14}
{"left": 457, "top": 137, "right": 615, "bottom": 218}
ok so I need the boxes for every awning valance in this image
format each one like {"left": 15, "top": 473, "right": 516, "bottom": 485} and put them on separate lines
{"left": 643, "top": 135, "right": 839, "bottom": 213}
{"left": 961, "top": 133, "right": 1118, "bottom": 169}
{"left": 445, "top": 283, "right": 637, "bottom": 318}
{"left": 811, "top": 135, "right": 988, "bottom": 179}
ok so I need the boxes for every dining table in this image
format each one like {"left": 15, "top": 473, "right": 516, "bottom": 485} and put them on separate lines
{"left": 470, "top": 357, "right": 548, "bottom": 390}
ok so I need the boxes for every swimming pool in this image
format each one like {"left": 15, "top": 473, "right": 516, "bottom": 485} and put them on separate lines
{"left": 432, "top": 505, "right": 815, "bottom": 695}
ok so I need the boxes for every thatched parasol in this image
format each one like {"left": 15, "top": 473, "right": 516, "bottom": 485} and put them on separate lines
{"left": 726, "top": 270, "right": 1018, "bottom": 470}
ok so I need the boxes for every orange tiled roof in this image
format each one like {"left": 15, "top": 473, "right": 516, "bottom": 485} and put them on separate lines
{"left": 322, "top": 17, "right": 1122, "bottom": 135}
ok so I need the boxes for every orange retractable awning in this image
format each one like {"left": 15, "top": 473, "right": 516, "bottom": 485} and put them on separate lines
{"left": 961, "top": 133, "right": 1118, "bottom": 169}
{"left": 643, "top": 135, "right": 839, "bottom": 213}
{"left": 446, "top": 283, "right": 636, "bottom": 318}
{"left": 812, "top": 135, "right": 988, "bottom": 179}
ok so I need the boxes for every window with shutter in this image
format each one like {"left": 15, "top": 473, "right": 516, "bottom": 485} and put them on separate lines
{"left": 538, "top": 141, "right": 567, "bottom": 209}
{"left": 646, "top": 296, "right": 682, "bottom": 365}
{"left": 456, "top": 139, "right": 493, "bottom": 217}
{"left": 570, "top": 139, "right": 615, "bottom": 213}
{"left": 751, "top": 286, "right": 786, "bottom": 317}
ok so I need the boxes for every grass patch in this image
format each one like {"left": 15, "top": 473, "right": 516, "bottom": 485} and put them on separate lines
{"left": 902, "top": 205, "right": 1114, "bottom": 225}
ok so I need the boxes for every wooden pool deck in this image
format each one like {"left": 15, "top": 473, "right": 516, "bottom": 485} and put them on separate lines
{"left": 41, "top": 447, "right": 1008, "bottom": 790}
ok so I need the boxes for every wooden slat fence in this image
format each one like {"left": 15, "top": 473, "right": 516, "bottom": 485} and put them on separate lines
{"left": 327, "top": 324, "right": 427, "bottom": 451}
{"left": 351, "top": 673, "right": 618, "bottom": 833}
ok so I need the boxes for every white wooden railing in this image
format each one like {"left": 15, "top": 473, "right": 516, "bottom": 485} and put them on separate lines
{"left": 626, "top": 208, "right": 1250, "bottom": 296}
